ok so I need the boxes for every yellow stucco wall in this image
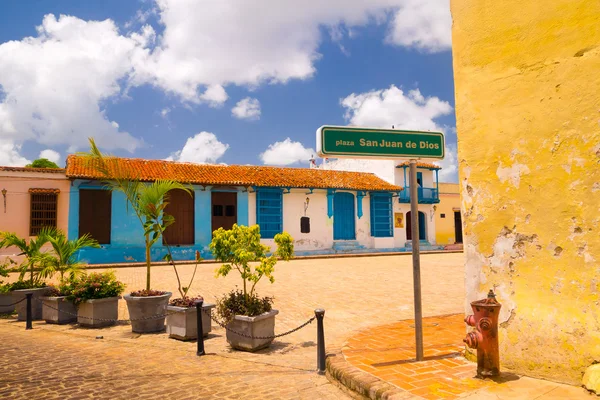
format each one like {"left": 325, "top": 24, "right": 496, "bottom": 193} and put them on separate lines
{"left": 435, "top": 183, "right": 461, "bottom": 245}
{"left": 451, "top": 0, "right": 600, "bottom": 384}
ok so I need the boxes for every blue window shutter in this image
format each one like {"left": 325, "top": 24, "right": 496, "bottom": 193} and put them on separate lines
{"left": 370, "top": 193, "right": 393, "bottom": 238}
{"left": 256, "top": 189, "right": 283, "bottom": 239}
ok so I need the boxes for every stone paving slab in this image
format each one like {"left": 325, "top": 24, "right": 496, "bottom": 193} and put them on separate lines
{"left": 1, "top": 253, "right": 466, "bottom": 400}
{"left": 337, "top": 314, "right": 592, "bottom": 400}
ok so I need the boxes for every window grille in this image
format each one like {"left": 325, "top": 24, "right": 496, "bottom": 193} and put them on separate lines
{"left": 370, "top": 193, "right": 393, "bottom": 237}
{"left": 256, "top": 189, "right": 283, "bottom": 239}
{"left": 30, "top": 191, "right": 58, "bottom": 236}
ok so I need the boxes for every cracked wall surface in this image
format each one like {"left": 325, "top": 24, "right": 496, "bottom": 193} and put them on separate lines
{"left": 450, "top": 0, "right": 600, "bottom": 384}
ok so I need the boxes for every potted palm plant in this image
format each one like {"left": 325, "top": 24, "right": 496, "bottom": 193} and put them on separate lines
{"left": 68, "top": 271, "right": 125, "bottom": 328}
{"left": 0, "top": 228, "right": 56, "bottom": 320}
{"left": 39, "top": 230, "right": 99, "bottom": 324}
{"left": 82, "top": 138, "right": 193, "bottom": 333}
{"left": 210, "top": 224, "right": 293, "bottom": 352}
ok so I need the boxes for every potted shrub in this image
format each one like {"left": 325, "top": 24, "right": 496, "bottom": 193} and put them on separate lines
{"left": 68, "top": 271, "right": 125, "bottom": 328}
{"left": 0, "top": 229, "right": 56, "bottom": 320}
{"left": 41, "top": 280, "right": 78, "bottom": 324}
{"left": 165, "top": 250, "right": 214, "bottom": 340}
{"left": 38, "top": 230, "right": 98, "bottom": 324}
{"left": 210, "top": 224, "right": 293, "bottom": 352}
{"left": 83, "top": 139, "right": 196, "bottom": 333}
{"left": 166, "top": 296, "right": 215, "bottom": 341}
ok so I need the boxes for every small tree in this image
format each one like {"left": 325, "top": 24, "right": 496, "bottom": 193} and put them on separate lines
{"left": 82, "top": 138, "right": 197, "bottom": 294}
{"left": 210, "top": 224, "right": 293, "bottom": 307}
{"left": 26, "top": 158, "right": 60, "bottom": 169}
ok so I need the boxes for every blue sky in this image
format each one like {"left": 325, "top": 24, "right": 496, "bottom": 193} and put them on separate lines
{"left": 0, "top": 0, "right": 457, "bottom": 181}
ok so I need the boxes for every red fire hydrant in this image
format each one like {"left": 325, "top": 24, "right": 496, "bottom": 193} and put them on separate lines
{"left": 464, "top": 289, "right": 501, "bottom": 377}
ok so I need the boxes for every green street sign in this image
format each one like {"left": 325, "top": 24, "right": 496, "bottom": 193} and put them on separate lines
{"left": 316, "top": 126, "right": 445, "bottom": 160}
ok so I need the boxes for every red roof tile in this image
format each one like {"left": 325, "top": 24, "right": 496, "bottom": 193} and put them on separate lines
{"left": 0, "top": 166, "right": 65, "bottom": 173}
{"left": 65, "top": 155, "right": 402, "bottom": 192}
{"left": 396, "top": 161, "right": 441, "bottom": 170}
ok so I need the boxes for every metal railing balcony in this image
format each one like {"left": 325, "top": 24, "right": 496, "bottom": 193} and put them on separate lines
{"left": 399, "top": 187, "right": 440, "bottom": 204}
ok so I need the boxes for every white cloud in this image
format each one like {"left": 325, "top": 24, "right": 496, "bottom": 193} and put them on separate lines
{"left": 132, "top": 0, "right": 451, "bottom": 102}
{"left": 200, "top": 84, "right": 228, "bottom": 107}
{"left": 39, "top": 149, "right": 61, "bottom": 165}
{"left": 232, "top": 97, "right": 261, "bottom": 120}
{"left": 260, "top": 138, "right": 314, "bottom": 166}
{"left": 329, "top": 85, "right": 457, "bottom": 182}
{"left": 0, "top": 14, "right": 144, "bottom": 152}
{"left": 387, "top": 0, "right": 451, "bottom": 53}
{"left": 160, "top": 107, "right": 170, "bottom": 118}
{"left": 435, "top": 144, "right": 458, "bottom": 183}
{"left": 166, "top": 131, "right": 229, "bottom": 164}
{"left": 0, "top": 139, "right": 30, "bottom": 166}
{"left": 341, "top": 85, "right": 452, "bottom": 130}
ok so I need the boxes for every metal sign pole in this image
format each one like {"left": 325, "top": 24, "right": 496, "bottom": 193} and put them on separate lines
{"left": 409, "top": 159, "right": 424, "bottom": 361}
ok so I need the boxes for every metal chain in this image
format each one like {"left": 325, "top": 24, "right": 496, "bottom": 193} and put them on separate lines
{"left": 2, "top": 297, "right": 27, "bottom": 307}
{"left": 40, "top": 300, "right": 184, "bottom": 323}
{"left": 203, "top": 308, "right": 316, "bottom": 340}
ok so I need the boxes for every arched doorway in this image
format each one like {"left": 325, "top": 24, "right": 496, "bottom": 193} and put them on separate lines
{"left": 406, "top": 211, "right": 426, "bottom": 241}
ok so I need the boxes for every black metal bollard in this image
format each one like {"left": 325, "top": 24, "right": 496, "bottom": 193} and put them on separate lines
{"left": 315, "top": 308, "right": 325, "bottom": 374}
{"left": 25, "top": 293, "right": 33, "bottom": 330}
{"left": 196, "top": 300, "right": 205, "bottom": 356}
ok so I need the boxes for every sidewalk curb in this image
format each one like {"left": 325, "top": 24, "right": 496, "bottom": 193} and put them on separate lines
{"left": 79, "top": 250, "right": 464, "bottom": 270}
{"left": 325, "top": 348, "right": 419, "bottom": 400}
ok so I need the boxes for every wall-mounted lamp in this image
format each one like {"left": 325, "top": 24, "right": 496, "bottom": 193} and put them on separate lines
{"left": 304, "top": 197, "right": 310, "bottom": 216}
{"left": 430, "top": 205, "right": 437, "bottom": 222}
{"left": 2, "top": 188, "right": 6, "bottom": 213}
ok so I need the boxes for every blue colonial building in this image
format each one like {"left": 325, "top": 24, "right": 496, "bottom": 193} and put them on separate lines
{"left": 65, "top": 155, "right": 441, "bottom": 264}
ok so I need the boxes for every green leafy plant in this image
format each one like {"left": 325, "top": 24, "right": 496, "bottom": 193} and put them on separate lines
{"left": 0, "top": 228, "right": 57, "bottom": 287}
{"left": 81, "top": 138, "right": 195, "bottom": 294}
{"left": 216, "top": 290, "right": 273, "bottom": 321}
{"left": 210, "top": 224, "right": 293, "bottom": 317}
{"left": 35, "top": 230, "right": 100, "bottom": 282}
{"left": 67, "top": 271, "right": 125, "bottom": 305}
{"left": 45, "top": 279, "right": 77, "bottom": 297}
{"left": 0, "top": 258, "right": 16, "bottom": 294}
{"left": 26, "top": 158, "right": 60, "bottom": 169}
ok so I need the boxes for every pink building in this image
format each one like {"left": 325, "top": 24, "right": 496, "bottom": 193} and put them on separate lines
{"left": 0, "top": 167, "right": 70, "bottom": 259}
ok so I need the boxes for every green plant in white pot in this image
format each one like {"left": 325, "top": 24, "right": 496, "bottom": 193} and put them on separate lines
{"left": 210, "top": 224, "right": 293, "bottom": 352}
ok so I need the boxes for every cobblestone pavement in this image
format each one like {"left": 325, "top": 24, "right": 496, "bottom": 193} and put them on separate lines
{"left": 1, "top": 253, "right": 466, "bottom": 399}
{"left": 342, "top": 314, "right": 591, "bottom": 399}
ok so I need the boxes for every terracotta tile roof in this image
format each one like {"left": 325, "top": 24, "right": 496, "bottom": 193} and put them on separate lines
{"left": 65, "top": 155, "right": 403, "bottom": 192}
{"left": 0, "top": 166, "right": 66, "bottom": 173}
{"left": 29, "top": 188, "right": 61, "bottom": 194}
{"left": 396, "top": 161, "right": 441, "bottom": 170}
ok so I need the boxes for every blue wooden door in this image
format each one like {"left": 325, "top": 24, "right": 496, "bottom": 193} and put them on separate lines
{"left": 334, "top": 192, "right": 355, "bottom": 240}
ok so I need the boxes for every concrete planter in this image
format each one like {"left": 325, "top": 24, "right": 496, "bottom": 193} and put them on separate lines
{"left": 13, "top": 287, "right": 50, "bottom": 321}
{"left": 41, "top": 296, "right": 77, "bottom": 324}
{"left": 226, "top": 309, "right": 279, "bottom": 352}
{"left": 77, "top": 296, "right": 120, "bottom": 328}
{"left": 0, "top": 292, "right": 15, "bottom": 314}
{"left": 166, "top": 303, "right": 215, "bottom": 341}
{"left": 124, "top": 292, "right": 172, "bottom": 333}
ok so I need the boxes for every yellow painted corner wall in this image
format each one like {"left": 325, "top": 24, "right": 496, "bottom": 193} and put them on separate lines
{"left": 451, "top": 0, "right": 600, "bottom": 384}
{"left": 435, "top": 183, "right": 461, "bottom": 245}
